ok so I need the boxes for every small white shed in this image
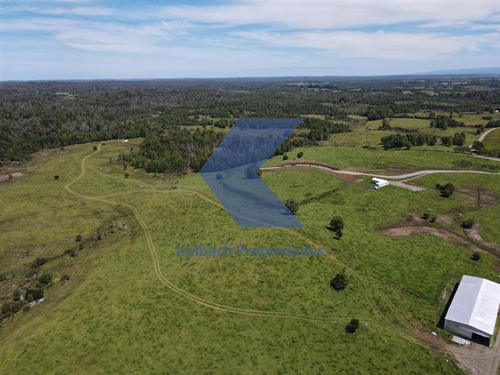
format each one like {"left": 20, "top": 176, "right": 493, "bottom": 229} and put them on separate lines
{"left": 371, "top": 177, "right": 389, "bottom": 189}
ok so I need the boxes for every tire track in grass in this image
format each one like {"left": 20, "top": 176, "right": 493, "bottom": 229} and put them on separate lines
{"left": 64, "top": 145, "right": 423, "bottom": 347}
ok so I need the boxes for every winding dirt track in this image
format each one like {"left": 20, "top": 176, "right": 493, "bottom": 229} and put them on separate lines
{"left": 63, "top": 145, "right": 422, "bottom": 347}
{"left": 262, "top": 161, "right": 498, "bottom": 181}
{"left": 472, "top": 128, "right": 500, "bottom": 162}
{"left": 478, "top": 127, "right": 499, "bottom": 142}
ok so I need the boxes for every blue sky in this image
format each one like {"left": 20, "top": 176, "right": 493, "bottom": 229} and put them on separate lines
{"left": 1, "top": 0, "right": 499, "bottom": 80}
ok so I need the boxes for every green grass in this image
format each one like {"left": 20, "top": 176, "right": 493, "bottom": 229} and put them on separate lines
{"left": 266, "top": 145, "right": 499, "bottom": 173}
{"left": 483, "top": 128, "right": 500, "bottom": 151}
{"left": 1, "top": 139, "right": 499, "bottom": 374}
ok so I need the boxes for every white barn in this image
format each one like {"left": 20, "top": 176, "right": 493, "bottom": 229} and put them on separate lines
{"left": 444, "top": 275, "right": 500, "bottom": 346}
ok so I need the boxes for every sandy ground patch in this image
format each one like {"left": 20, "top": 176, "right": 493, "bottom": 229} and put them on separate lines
{"left": 465, "top": 224, "right": 500, "bottom": 252}
{"left": 456, "top": 186, "right": 498, "bottom": 208}
{"left": 381, "top": 225, "right": 483, "bottom": 253}
{"left": 0, "top": 172, "right": 23, "bottom": 183}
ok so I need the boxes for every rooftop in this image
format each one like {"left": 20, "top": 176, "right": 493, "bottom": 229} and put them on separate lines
{"left": 445, "top": 275, "right": 500, "bottom": 336}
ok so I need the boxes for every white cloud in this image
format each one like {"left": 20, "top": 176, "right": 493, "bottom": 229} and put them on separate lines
{"left": 235, "top": 30, "right": 499, "bottom": 60}
{"left": 1, "top": 0, "right": 499, "bottom": 79}
{"left": 154, "top": 0, "right": 500, "bottom": 29}
{"left": 2, "top": 5, "right": 113, "bottom": 16}
{"left": 1, "top": 18, "right": 194, "bottom": 53}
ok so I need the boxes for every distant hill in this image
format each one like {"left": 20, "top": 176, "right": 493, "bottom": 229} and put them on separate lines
{"left": 418, "top": 67, "right": 500, "bottom": 76}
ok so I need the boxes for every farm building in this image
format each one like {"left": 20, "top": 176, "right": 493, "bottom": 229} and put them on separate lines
{"left": 444, "top": 275, "right": 500, "bottom": 346}
{"left": 371, "top": 177, "right": 389, "bottom": 189}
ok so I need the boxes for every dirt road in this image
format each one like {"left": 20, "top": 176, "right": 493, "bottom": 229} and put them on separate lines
{"left": 262, "top": 162, "right": 498, "bottom": 191}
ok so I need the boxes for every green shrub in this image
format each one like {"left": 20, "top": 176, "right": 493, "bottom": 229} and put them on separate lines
{"left": 345, "top": 319, "right": 360, "bottom": 333}
{"left": 331, "top": 269, "right": 349, "bottom": 291}
{"left": 329, "top": 216, "right": 344, "bottom": 232}
{"left": 461, "top": 219, "right": 475, "bottom": 229}
{"left": 471, "top": 252, "right": 481, "bottom": 261}
{"left": 13, "top": 290, "right": 21, "bottom": 301}
{"left": 436, "top": 182, "right": 455, "bottom": 197}
{"left": 39, "top": 274, "right": 52, "bottom": 285}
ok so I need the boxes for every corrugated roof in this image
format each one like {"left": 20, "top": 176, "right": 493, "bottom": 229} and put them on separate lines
{"left": 445, "top": 275, "right": 500, "bottom": 336}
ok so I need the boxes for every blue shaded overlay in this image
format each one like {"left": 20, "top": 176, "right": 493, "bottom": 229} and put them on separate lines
{"left": 200, "top": 118, "right": 303, "bottom": 227}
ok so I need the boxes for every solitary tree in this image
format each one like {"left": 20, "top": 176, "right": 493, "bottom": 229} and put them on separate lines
{"left": 345, "top": 319, "right": 360, "bottom": 333}
{"left": 330, "top": 268, "right": 349, "bottom": 291}
{"left": 285, "top": 199, "right": 299, "bottom": 215}
{"left": 437, "top": 182, "right": 455, "bottom": 197}
{"left": 54, "top": 175, "right": 59, "bottom": 180}
{"left": 297, "top": 151, "right": 304, "bottom": 158}
{"left": 283, "top": 154, "right": 289, "bottom": 161}
{"left": 76, "top": 234, "right": 82, "bottom": 242}
{"left": 93, "top": 145, "right": 98, "bottom": 151}
{"left": 329, "top": 216, "right": 344, "bottom": 232}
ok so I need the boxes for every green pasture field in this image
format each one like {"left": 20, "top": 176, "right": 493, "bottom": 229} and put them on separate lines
{"left": 1, "top": 139, "right": 499, "bottom": 374}
{"left": 483, "top": 128, "right": 500, "bottom": 151}
{"left": 266, "top": 145, "right": 500, "bottom": 173}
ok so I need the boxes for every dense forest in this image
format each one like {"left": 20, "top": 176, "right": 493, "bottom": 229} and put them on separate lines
{"left": 1, "top": 76, "right": 500, "bottom": 166}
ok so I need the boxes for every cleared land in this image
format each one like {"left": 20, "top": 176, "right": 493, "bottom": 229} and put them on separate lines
{"left": 1, "top": 138, "right": 499, "bottom": 374}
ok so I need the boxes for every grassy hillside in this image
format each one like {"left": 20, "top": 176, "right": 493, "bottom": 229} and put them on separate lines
{"left": 1, "top": 138, "right": 499, "bottom": 374}
{"left": 483, "top": 128, "right": 500, "bottom": 151}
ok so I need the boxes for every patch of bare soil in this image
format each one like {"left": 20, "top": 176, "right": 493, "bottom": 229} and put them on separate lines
{"left": 413, "top": 326, "right": 500, "bottom": 375}
{"left": 0, "top": 172, "right": 23, "bottom": 183}
{"left": 413, "top": 329, "right": 447, "bottom": 356}
{"left": 447, "top": 337, "right": 500, "bottom": 375}
{"left": 329, "top": 171, "right": 362, "bottom": 183}
{"left": 465, "top": 224, "right": 500, "bottom": 252}
{"left": 435, "top": 215, "right": 455, "bottom": 226}
{"left": 382, "top": 225, "right": 483, "bottom": 253}
{"left": 456, "top": 186, "right": 498, "bottom": 208}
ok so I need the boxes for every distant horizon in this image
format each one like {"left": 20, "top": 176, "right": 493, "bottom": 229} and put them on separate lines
{"left": 2, "top": 67, "right": 500, "bottom": 83}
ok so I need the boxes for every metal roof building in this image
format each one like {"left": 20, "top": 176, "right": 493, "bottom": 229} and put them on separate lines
{"left": 371, "top": 177, "right": 389, "bottom": 189}
{"left": 444, "top": 275, "right": 500, "bottom": 346}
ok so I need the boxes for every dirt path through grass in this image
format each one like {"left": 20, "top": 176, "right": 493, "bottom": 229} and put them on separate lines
{"left": 62, "top": 144, "right": 424, "bottom": 348}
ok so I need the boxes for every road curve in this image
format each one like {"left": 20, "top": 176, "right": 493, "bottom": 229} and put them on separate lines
{"left": 478, "top": 127, "right": 499, "bottom": 142}
{"left": 262, "top": 161, "right": 498, "bottom": 181}
{"left": 470, "top": 128, "right": 500, "bottom": 162}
